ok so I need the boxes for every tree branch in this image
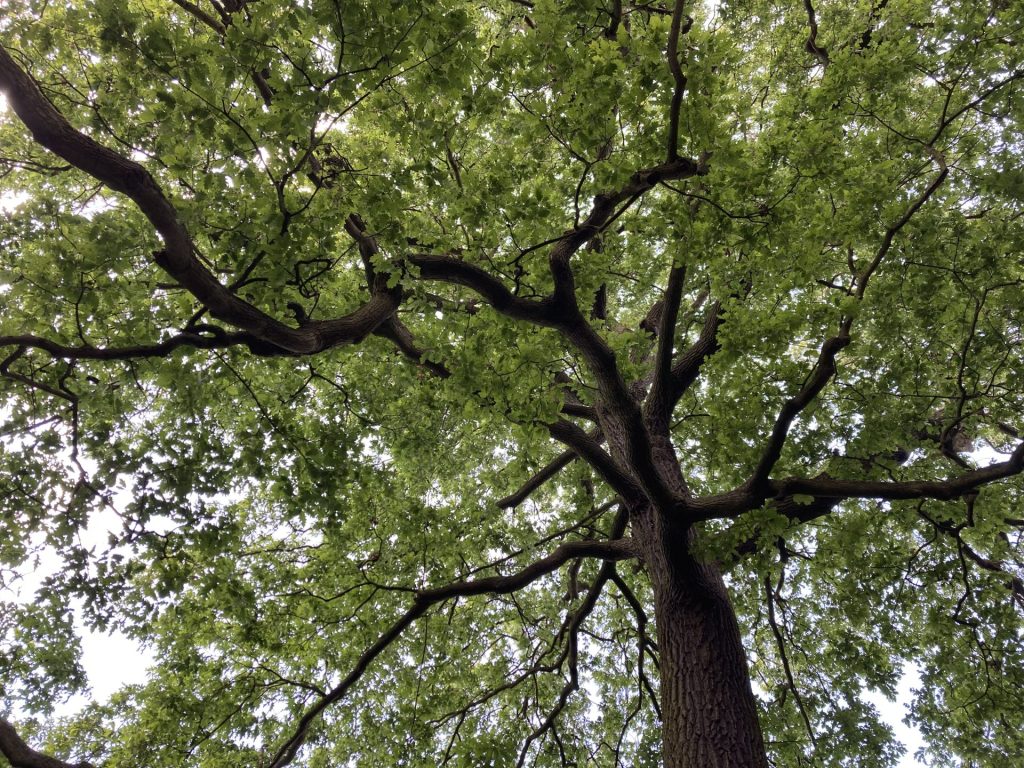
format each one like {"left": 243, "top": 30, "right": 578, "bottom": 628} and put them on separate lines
{"left": 267, "top": 536, "right": 635, "bottom": 767}
{"left": 767, "top": 441, "right": 1024, "bottom": 503}
{"left": 695, "top": 435, "right": 1024, "bottom": 526}
{"left": 418, "top": 538, "right": 634, "bottom": 603}
{"left": 167, "top": 0, "right": 275, "bottom": 104}
{"left": 0, "top": 330, "right": 256, "bottom": 361}
{"left": 803, "top": 0, "right": 830, "bottom": 67}
{"left": 763, "top": 574, "right": 817, "bottom": 749}
{"left": 0, "top": 45, "right": 398, "bottom": 356}
{"left": 418, "top": 157, "right": 706, "bottom": 514}
{"left": 168, "top": 0, "right": 226, "bottom": 34}
{"left": 666, "top": 299, "right": 721, "bottom": 409}
{"left": 546, "top": 156, "right": 703, "bottom": 311}
{"left": 646, "top": 264, "right": 687, "bottom": 425}
{"left": 745, "top": 162, "right": 949, "bottom": 494}
{"left": 372, "top": 317, "right": 450, "bottom": 377}
{"left": 746, "top": 333, "right": 851, "bottom": 493}
{"left": 548, "top": 420, "right": 643, "bottom": 505}
{"left": 560, "top": 400, "right": 598, "bottom": 420}
{"left": 853, "top": 164, "right": 949, "bottom": 299}
{"left": 344, "top": 216, "right": 452, "bottom": 377}
{"left": 407, "top": 253, "right": 555, "bottom": 325}
{"left": 0, "top": 719, "right": 94, "bottom": 768}
{"left": 497, "top": 430, "right": 604, "bottom": 509}
{"left": 414, "top": 246, "right": 681, "bottom": 513}
{"left": 665, "top": 0, "right": 693, "bottom": 161}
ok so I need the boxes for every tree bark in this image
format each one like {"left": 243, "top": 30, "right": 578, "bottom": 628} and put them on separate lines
{"left": 635, "top": 509, "right": 769, "bottom": 768}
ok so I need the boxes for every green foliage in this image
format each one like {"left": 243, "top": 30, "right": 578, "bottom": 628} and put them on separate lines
{"left": 1, "top": 0, "right": 1023, "bottom": 766}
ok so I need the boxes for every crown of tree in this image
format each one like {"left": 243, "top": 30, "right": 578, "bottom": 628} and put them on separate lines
{"left": 0, "top": 1, "right": 1022, "bottom": 767}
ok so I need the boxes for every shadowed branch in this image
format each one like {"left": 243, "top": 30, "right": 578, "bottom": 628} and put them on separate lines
{"left": 0, "top": 720, "right": 94, "bottom": 768}
{"left": 0, "top": 45, "right": 399, "bottom": 356}
{"left": 267, "top": 536, "right": 635, "bottom": 767}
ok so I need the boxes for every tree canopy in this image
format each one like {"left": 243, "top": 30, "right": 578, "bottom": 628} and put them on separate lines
{"left": 0, "top": 0, "right": 1023, "bottom": 766}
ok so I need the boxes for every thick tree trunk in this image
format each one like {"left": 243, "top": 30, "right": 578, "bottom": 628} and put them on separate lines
{"left": 598, "top": 406, "right": 767, "bottom": 766}
{"left": 653, "top": 563, "right": 769, "bottom": 767}
{"left": 635, "top": 510, "right": 769, "bottom": 768}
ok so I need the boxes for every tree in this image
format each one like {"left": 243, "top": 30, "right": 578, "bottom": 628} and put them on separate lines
{"left": 0, "top": 0, "right": 1022, "bottom": 765}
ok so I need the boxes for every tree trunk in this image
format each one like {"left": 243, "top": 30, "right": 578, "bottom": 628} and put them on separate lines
{"left": 636, "top": 509, "right": 769, "bottom": 768}
{"left": 598, "top": 407, "right": 767, "bottom": 766}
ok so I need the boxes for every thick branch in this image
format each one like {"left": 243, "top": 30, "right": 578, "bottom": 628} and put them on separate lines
{"left": 554, "top": 371, "right": 598, "bottom": 421}
{"left": 411, "top": 256, "right": 680, "bottom": 510}
{"left": 0, "top": 331, "right": 255, "bottom": 361}
{"left": 0, "top": 45, "right": 397, "bottom": 355}
{"left": 803, "top": 0, "right": 830, "bottom": 66}
{"left": 728, "top": 494, "right": 843, "bottom": 558}
{"left": 604, "top": 0, "right": 623, "bottom": 39}
{"left": 344, "top": 216, "right": 452, "bottom": 377}
{"left": 408, "top": 253, "right": 555, "bottom": 325}
{"left": 665, "top": 0, "right": 693, "bottom": 160}
{"left": 646, "top": 264, "right": 686, "bottom": 427}
{"left": 666, "top": 299, "right": 722, "bottom": 408}
{"left": 558, "top": 319, "right": 682, "bottom": 510}
{"left": 697, "top": 441, "right": 1024, "bottom": 524}
{"left": 548, "top": 420, "right": 643, "bottom": 504}
{"left": 0, "top": 719, "right": 94, "bottom": 768}
{"left": 416, "top": 157, "right": 705, "bottom": 514}
{"left": 373, "top": 318, "right": 450, "bottom": 378}
{"left": 769, "top": 442, "right": 1024, "bottom": 503}
{"left": 168, "top": 0, "right": 226, "bottom": 34}
{"left": 560, "top": 400, "right": 598, "bottom": 420}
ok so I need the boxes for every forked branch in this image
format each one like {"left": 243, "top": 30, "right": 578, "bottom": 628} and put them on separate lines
{"left": 267, "top": 536, "right": 635, "bottom": 767}
{"left": 0, "top": 45, "right": 398, "bottom": 356}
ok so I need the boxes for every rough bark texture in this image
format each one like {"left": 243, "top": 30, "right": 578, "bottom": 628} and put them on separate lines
{"left": 631, "top": 507, "right": 769, "bottom": 768}
{"left": 656, "top": 591, "right": 768, "bottom": 768}
{"left": 656, "top": 557, "right": 769, "bottom": 767}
